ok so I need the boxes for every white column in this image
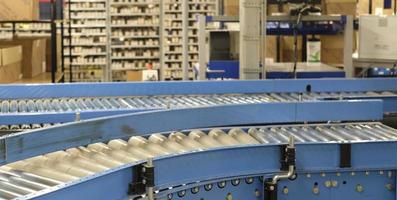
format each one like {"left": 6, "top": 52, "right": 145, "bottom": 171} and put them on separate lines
{"left": 239, "top": 0, "right": 262, "bottom": 80}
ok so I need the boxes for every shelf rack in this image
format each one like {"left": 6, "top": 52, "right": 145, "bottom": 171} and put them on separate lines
{"left": 160, "top": 0, "right": 218, "bottom": 81}
{"left": 110, "top": 0, "right": 161, "bottom": 81}
{"left": 64, "top": 0, "right": 109, "bottom": 82}
{"left": 63, "top": 0, "right": 218, "bottom": 82}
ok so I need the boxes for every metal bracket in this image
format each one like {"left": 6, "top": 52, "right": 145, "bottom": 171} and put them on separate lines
{"left": 128, "top": 159, "right": 155, "bottom": 196}
{"left": 280, "top": 144, "right": 296, "bottom": 171}
{"left": 264, "top": 180, "right": 278, "bottom": 200}
{"left": 340, "top": 143, "right": 351, "bottom": 168}
{"left": 0, "top": 139, "right": 5, "bottom": 161}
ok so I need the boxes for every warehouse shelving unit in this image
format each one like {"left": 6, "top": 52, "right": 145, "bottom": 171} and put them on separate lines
{"left": 161, "top": 0, "right": 218, "bottom": 80}
{"left": 64, "top": 0, "right": 109, "bottom": 82}
{"left": 187, "top": 0, "right": 218, "bottom": 79}
{"left": 161, "top": 0, "right": 185, "bottom": 80}
{"left": 63, "top": 0, "right": 218, "bottom": 82}
{"left": 110, "top": 0, "right": 161, "bottom": 81}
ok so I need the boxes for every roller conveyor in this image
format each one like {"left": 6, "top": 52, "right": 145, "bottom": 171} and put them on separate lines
{"left": 1, "top": 122, "right": 397, "bottom": 199}
{"left": 1, "top": 79, "right": 397, "bottom": 131}
{"left": 0, "top": 91, "right": 394, "bottom": 114}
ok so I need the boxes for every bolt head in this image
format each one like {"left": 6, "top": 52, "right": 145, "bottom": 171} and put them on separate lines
{"left": 356, "top": 184, "right": 364, "bottom": 193}
{"left": 283, "top": 187, "right": 289, "bottom": 194}
{"left": 312, "top": 186, "right": 319, "bottom": 194}
{"left": 331, "top": 180, "right": 338, "bottom": 188}
{"left": 255, "top": 189, "right": 261, "bottom": 197}
{"left": 324, "top": 181, "right": 332, "bottom": 188}
{"left": 385, "top": 184, "right": 394, "bottom": 191}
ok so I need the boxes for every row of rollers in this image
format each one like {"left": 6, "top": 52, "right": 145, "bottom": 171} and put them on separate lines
{"left": 0, "top": 128, "right": 265, "bottom": 199}
{"left": 1, "top": 90, "right": 393, "bottom": 114}
{"left": 2, "top": 123, "right": 397, "bottom": 199}
{"left": 252, "top": 123, "right": 397, "bottom": 143}
{"left": 0, "top": 124, "right": 60, "bottom": 131}
{"left": 0, "top": 94, "right": 282, "bottom": 113}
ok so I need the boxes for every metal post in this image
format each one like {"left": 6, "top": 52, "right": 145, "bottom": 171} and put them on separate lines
{"left": 51, "top": 0, "right": 58, "bottom": 83}
{"left": 182, "top": 0, "right": 189, "bottom": 80}
{"left": 343, "top": 15, "right": 354, "bottom": 78}
{"left": 260, "top": 0, "right": 267, "bottom": 79}
{"left": 240, "top": 0, "right": 262, "bottom": 80}
{"left": 146, "top": 158, "right": 154, "bottom": 200}
{"left": 159, "top": 1, "right": 165, "bottom": 81}
{"left": 198, "top": 15, "right": 207, "bottom": 80}
{"left": 68, "top": 0, "right": 72, "bottom": 82}
{"left": 60, "top": 0, "right": 65, "bottom": 82}
{"left": 104, "top": 0, "right": 111, "bottom": 82}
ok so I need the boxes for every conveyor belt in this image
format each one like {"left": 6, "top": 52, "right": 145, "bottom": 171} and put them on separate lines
{"left": 0, "top": 91, "right": 395, "bottom": 114}
{"left": 1, "top": 122, "right": 397, "bottom": 199}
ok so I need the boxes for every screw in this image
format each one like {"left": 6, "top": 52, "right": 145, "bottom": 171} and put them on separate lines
{"left": 177, "top": 190, "right": 186, "bottom": 197}
{"left": 245, "top": 177, "right": 254, "bottom": 184}
{"left": 204, "top": 184, "right": 213, "bottom": 191}
{"left": 351, "top": 172, "right": 355, "bottom": 176}
{"left": 385, "top": 184, "right": 393, "bottom": 191}
{"left": 365, "top": 171, "right": 370, "bottom": 176}
{"left": 321, "top": 173, "right": 326, "bottom": 177}
{"left": 226, "top": 193, "right": 233, "bottom": 200}
{"left": 255, "top": 189, "right": 261, "bottom": 197}
{"left": 324, "top": 181, "right": 332, "bottom": 188}
{"left": 167, "top": 193, "right": 173, "bottom": 200}
{"left": 380, "top": 171, "right": 384, "bottom": 175}
{"left": 356, "top": 184, "right": 364, "bottom": 193}
{"left": 269, "top": 185, "right": 275, "bottom": 191}
{"left": 306, "top": 174, "right": 311, "bottom": 178}
{"left": 312, "top": 186, "right": 319, "bottom": 195}
{"left": 336, "top": 172, "right": 341, "bottom": 177}
{"left": 283, "top": 187, "right": 289, "bottom": 194}
{"left": 231, "top": 179, "right": 240, "bottom": 186}
{"left": 191, "top": 187, "right": 199, "bottom": 194}
{"left": 331, "top": 180, "right": 338, "bottom": 188}
{"left": 388, "top": 171, "right": 393, "bottom": 178}
{"left": 218, "top": 181, "right": 226, "bottom": 188}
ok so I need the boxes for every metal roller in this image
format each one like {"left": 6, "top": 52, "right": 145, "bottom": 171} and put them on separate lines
{"left": 1, "top": 91, "right": 394, "bottom": 115}
{"left": 2, "top": 122, "right": 397, "bottom": 199}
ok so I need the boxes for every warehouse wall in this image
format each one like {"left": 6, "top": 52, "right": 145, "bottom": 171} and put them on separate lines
{"left": 224, "top": 0, "right": 396, "bottom": 64}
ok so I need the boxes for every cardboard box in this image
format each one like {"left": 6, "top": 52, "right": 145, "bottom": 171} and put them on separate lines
{"left": 0, "top": 38, "right": 47, "bottom": 78}
{"left": 127, "top": 71, "right": 143, "bottom": 82}
{"left": 265, "top": 36, "right": 278, "bottom": 61}
{"left": 127, "top": 70, "right": 159, "bottom": 81}
{"left": 225, "top": 0, "right": 239, "bottom": 16}
{"left": 324, "top": 2, "right": 357, "bottom": 16}
{"left": 0, "top": 0, "right": 39, "bottom": 20}
{"left": 281, "top": 36, "right": 303, "bottom": 62}
{"left": 0, "top": 45, "right": 22, "bottom": 83}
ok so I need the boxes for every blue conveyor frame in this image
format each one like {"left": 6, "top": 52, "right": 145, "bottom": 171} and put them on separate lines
{"left": 0, "top": 99, "right": 393, "bottom": 200}
{"left": 0, "top": 78, "right": 397, "bottom": 126}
